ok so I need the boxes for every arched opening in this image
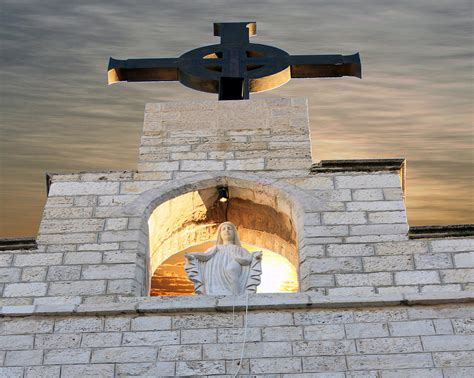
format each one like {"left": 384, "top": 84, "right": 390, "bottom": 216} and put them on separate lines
{"left": 147, "top": 182, "right": 299, "bottom": 296}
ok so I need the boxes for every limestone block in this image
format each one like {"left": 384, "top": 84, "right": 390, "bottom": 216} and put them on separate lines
{"left": 60, "top": 364, "right": 115, "bottom": 378}
{"left": 375, "top": 240, "right": 428, "bottom": 255}
{"left": 347, "top": 201, "right": 405, "bottom": 211}
{"left": 353, "top": 308, "right": 408, "bottom": 323}
{"left": 54, "top": 317, "right": 103, "bottom": 333}
{"left": 47, "top": 265, "right": 81, "bottom": 281}
{"left": 44, "top": 196, "right": 74, "bottom": 208}
{"left": 415, "top": 253, "right": 452, "bottom": 269}
{"left": 345, "top": 323, "right": 389, "bottom": 339}
{"left": 137, "top": 161, "right": 180, "bottom": 172}
{"left": 283, "top": 176, "right": 334, "bottom": 190}
{"left": 304, "top": 225, "right": 349, "bottom": 237}
{"left": 452, "top": 319, "right": 474, "bottom": 335}
{"left": 173, "top": 313, "right": 242, "bottom": 329}
{"left": 356, "top": 337, "right": 423, "bottom": 354}
{"left": 158, "top": 344, "right": 201, "bottom": 361}
{"left": 430, "top": 239, "right": 474, "bottom": 253}
{"left": 368, "top": 211, "right": 406, "bottom": 224}
{"left": 37, "top": 232, "right": 98, "bottom": 245}
{"left": 43, "top": 207, "right": 94, "bottom": 219}
{"left": 327, "top": 244, "right": 374, "bottom": 257}
{"left": 180, "top": 160, "right": 225, "bottom": 171}
{"left": 131, "top": 316, "right": 172, "bottom": 331}
{"left": 346, "top": 234, "right": 408, "bottom": 243}
{"left": 99, "top": 230, "right": 139, "bottom": 243}
{"left": 49, "top": 182, "right": 119, "bottom": 196}
{"left": 350, "top": 224, "right": 408, "bottom": 236}
{"left": 347, "top": 353, "right": 434, "bottom": 370}
{"left": 247, "top": 311, "right": 294, "bottom": 327}
{"left": 266, "top": 158, "right": 311, "bottom": 170}
{"left": 300, "top": 276, "right": 331, "bottom": 292}
{"left": 43, "top": 348, "right": 91, "bottom": 365}
{"left": 395, "top": 271, "right": 440, "bottom": 285}
{"left": 0, "top": 318, "right": 54, "bottom": 335}
{"left": 388, "top": 320, "right": 436, "bottom": 336}
{"left": 4, "top": 350, "right": 43, "bottom": 366}
{"left": 107, "top": 279, "right": 138, "bottom": 295}
{"left": 327, "top": 287, "right": 376, "bottom": 296}
{"left": 407, "top": 304, "right": 474, "bottom": 320}
{"left": 64, "top": 252, "right": 102, "bottom": 265}
{"left": 3, "top": 282, "right": 47, "bottom": 297}
{"left": 381, "top": 368, "right": 443, "bottom": 378}
{"left": 292, "top": 340, "right": 355, "bottom": 355}
{"left": 250, "top": 357, "right": 302, "bottom": 374}
{"left": 24, "top": 366, "right": 61, "bottom": 378}
{"left": 40, "top": 219, "right": 104, "bottom": 234}
{"left": 443, "top": 367, "right": 474, "bottom": 377}
{"left": 21, "top": 267, "right": 47, "bottom": 282}
{"left": 454, "top": 252, "right": 474, "bottom": 268}
{"left": 421, "top": 335, "right": 474, "bottom": 352}
{"left": 35, "top": 334, "right": 81, "bottom": 349}
{"left": 323, "top": 212, "right": 367, "bottom": 225}
{"left": 0, "top": 254, "right": 13, "bottom": 267}
{"left": 122, "top": 331, "right": 179, "bottom": 346}
{"left": 209, "top": 151, "right": 234, "bottom": 159}
{"left": 48, "top": 280, "right": 106, "bottom": 296}
{"left": 363, "top": 255, "right": 413, "bottom": 272}
{"left": 203, "top": 341, "right": 291, "bottom": 359}
{"left": 0, "top": 368, "right": 23, "bottom": 377}
{"left": 103, "top": 251, "right": 137, "bottom": 264}
{"left": 98, "top": 195, "right": 136, "bottom": 207}
{"left": 335, "top": 174, "right": 401, "bottom": 189}
{"left": 262, "top": 326, "right": 304, "bottom": 341}
{"left": 302, "top": 356, "right": 346, "bottom": 373}
{"left": 353, "top": 189, "right": 384, "bottom": 201}
{"left": 105, "top": 317, "right": 130, "bottom": 332}
{"left": 433, "top": 319, "right": 454, "bottom": 335}
{"left": 440, "top": 269, "right": 474, "bottom": 283}
{"left": 181, "top": 329, "right": 217, "bottom": 344}
{"left": 217, "top": 327, "right": 261, "bottom": 343}
{"left": 301, "top": 257, "right": 362, "bottom": 276}
{"left": 0, "top": 267, "right": 21, "bottom": 283}
{"left": 81, "top": 264, "right": 136, "bottom": 280}
{"left": 225, "top": 158, "right": 265, "bottom": 170}
{"left": 0, "top": 335, "right": 33, "bottom": 350}
{"left": 115, "top": 362, "right": 175, "bottom": 377}
{"left": 336, "top": 272, "right": 393, "bottom": 287}
{"left": 294, "top": 310, "right": 354, "bottom": 325}
{"left": 303, "top": 324, "right": 345, "bottom": 340}
{"left": 14, "top": 253, "right": 63, "bottom": 267}
{"left": 81, "top": 333, "right": 122, "bottom": 347}
{"left": 73, "top": 195, "right": 97, "bottom": 206}
{"left": 91, "top": 347, "right": 157, "bottom": 363}
{"left": 432, "top": 351, "right": 474, "bottom": 367}
{"left": 176, "top": 361, "right": 225, "bottom": 376}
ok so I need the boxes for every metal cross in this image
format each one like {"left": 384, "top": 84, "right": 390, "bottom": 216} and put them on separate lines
{"left": 108, "top": 22, "right": 361, "bottom": 100}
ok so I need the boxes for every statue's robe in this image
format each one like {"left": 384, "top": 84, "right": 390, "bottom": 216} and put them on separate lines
{"left": 185, "top": 245, "right": 262, "bottom": 295}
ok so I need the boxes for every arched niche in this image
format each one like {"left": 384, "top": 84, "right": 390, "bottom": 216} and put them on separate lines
{"left": 147, "top": 183, "right": 299, "bottom": 295}
{"left": 117, "top": 172, "right": 307, "bottom": 296}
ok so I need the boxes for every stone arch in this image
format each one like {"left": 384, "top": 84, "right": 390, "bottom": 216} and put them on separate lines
{"left": 117, "top": 172, "right": 307, "bottom": 295}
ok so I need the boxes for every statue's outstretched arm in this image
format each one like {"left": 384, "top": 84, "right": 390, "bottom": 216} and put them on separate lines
{"left": 235, "top": 250, "right": 262, "bottom": 266}
{"left": 185, "top": 248, "right": 217, "bottom": 262}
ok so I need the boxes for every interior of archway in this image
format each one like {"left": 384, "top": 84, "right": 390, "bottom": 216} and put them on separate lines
{"left": 148, "top": 184, "right": 299, "bottom": 296}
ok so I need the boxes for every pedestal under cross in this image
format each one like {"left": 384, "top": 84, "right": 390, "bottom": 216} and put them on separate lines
{"left": 108, "top": 22, "right": 361, "bottom": 100}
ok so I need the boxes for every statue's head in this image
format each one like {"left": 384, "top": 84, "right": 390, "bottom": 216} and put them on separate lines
{"left": 215, "top": 221, "right": 241, "bottom": 246}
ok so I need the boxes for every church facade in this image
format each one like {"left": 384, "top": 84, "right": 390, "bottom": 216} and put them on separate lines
{"left": 1, "top": 98, "right": 472, "bottom": 377}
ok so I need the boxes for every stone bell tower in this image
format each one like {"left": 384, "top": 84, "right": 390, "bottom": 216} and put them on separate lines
{"left": 0, "top": 22, "right": 472, "bottom": 377}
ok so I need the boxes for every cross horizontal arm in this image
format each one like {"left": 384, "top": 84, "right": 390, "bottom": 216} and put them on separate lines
{"left": 107, "top": 57, "right": 179, "bottom": 84}
{"left": 289, "top": 53, "right": 361, "bottom": 79}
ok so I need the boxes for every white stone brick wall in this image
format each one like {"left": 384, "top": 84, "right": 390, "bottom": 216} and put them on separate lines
{"left": 0, "top": 299, "right": 472, "bottom": 376}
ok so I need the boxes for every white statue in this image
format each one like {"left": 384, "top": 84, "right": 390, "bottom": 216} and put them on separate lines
{"left": 185, "top": 222, "right": 262, "bottom": 295}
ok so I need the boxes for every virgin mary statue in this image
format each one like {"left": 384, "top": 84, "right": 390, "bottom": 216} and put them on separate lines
{"left": 184, "top": 222, "right": 262, "bottom": 295}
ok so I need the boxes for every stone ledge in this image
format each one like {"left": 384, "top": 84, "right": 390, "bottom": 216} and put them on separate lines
{"left": 1, "top": 292, "right": 472, "bottom": 317}
{"left": 311, "top": 159, "right": 405, "bottom": 173}
{"left": 0, "top": 237, "right": 36, "bottom": 251}
{"left": 410, "top": 224, "right": 474, "bottom": 239}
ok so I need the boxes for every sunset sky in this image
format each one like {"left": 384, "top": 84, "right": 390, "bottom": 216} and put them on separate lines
{"left": 1, "top": 0, "right": 473, "bottom": 237}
